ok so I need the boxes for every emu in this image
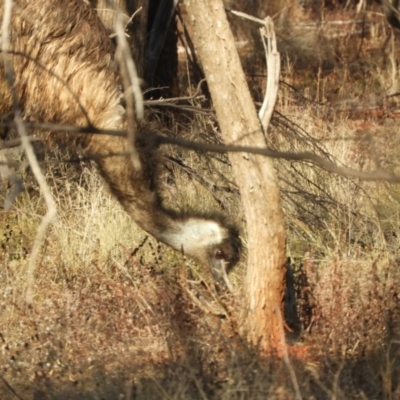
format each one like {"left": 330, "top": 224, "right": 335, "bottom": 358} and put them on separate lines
{"left": 0, "top": 0, "right": 241, "bottom": 286}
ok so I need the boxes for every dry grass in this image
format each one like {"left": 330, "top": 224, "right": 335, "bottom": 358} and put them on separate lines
{"left": 2, "top": 2, "right": 400, "bottom": 399}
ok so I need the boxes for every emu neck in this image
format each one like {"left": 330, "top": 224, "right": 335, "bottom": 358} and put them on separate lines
{"left": 87, "top": 134, "right": 217, "bottom": 259}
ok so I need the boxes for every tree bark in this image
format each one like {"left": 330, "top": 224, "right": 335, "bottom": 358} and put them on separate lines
{"left": 184, "top": 0, "right": 287, "bottom": 351}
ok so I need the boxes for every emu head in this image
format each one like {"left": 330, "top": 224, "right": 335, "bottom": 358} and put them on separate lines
{"left": 166, "top": 217, "right": 241, "bottom": 290}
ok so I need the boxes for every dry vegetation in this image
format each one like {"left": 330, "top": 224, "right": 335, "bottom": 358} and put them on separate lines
{"left": 1, "top": 1, "right": 400, "bottom": 399}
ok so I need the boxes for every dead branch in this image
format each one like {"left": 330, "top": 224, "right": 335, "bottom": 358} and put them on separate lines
{"left": 114, "top": 9, "right": 142, "bottom": 171}
{"left": 258, "top": 16, "right": 280, "bottom": 128}
{"left": 1, "top": 121, "right": 400, "bottom": 183}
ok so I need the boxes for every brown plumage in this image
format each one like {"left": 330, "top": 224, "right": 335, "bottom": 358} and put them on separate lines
{"left": 0, "top": 0, "right": 241, "bottom": 286}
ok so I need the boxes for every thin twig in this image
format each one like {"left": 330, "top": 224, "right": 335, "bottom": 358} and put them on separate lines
{"left": 109, "top": 6, "right": 142, "bottom": 39}
{"left": 179, "top": 256, "right": 227, "bottom": 317}
{"left": 0, "top": 374, "right": 24, "bottom": 400}
{"left": 144, "top": 78, "right": 207, "bottom": 103}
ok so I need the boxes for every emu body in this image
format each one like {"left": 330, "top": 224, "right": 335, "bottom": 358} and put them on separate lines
{"left": 0, "top": 0, "right": 240, "bottom": 285}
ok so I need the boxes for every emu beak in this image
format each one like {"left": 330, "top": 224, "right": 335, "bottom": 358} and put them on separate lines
{"left": 210, "top": 258, "right": 234, "bottom": 293}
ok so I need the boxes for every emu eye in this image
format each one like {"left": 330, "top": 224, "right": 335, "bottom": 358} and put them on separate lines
{"left": 215, "top": 249, "right": 224, "bottom": 260}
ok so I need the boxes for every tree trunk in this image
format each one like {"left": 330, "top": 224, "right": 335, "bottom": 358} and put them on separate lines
{"left": 184, "top": 0, "right": 287, "bottom": 352}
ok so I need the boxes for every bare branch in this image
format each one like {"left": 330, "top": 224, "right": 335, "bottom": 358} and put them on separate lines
{"left": 144, "top": 78, "right": 207, "bottom": 101}
{"left": 227, "top": 9, "right": 266, "bottom": 25}
{"left": 114, "top": 8, "right": 142, "bottom": 171}
{"left": 229, "top": 11, "right": 280, "bottom": 128}
{"left": 1, "top": 120, "right": 400, "bottom": 183}
{"left": 109, "top": 6, "right": 142, "bottom": 39}
{"left": 258, "top": 17, "right": 280, "bottom": 128}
